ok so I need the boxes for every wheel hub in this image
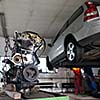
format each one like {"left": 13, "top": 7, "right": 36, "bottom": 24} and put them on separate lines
{"left": 67, "top": 42, "right": 75, "bottom": 61}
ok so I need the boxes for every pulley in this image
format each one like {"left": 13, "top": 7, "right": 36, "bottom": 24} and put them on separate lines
{"left": 12, "top": 53, "right": 27, "bottom": 65}
{"left": 23, "top": 64, "right": 38, "bottom": 82}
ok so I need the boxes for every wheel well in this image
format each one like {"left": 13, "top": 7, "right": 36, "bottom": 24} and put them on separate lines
{"left": 64, "top": 34, "right": 77, "bottom": 49}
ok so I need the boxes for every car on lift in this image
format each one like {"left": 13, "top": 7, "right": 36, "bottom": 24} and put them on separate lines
{"left": 46, "top": 0, "right": 100, "bottom": 70}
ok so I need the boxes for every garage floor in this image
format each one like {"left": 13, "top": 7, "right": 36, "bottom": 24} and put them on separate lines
{"left": 67, "top": 93, "right": 99, "bottom": 100}
{"left": 0, "top": 91, "right": 99, "bottom": 100}
{"left": 0, "top": 91, "right": 54, "bottom": 100}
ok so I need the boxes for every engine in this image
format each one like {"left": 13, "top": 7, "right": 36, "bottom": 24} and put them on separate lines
{"left": 2, "top": 31, "right": 46, "bottom": 91}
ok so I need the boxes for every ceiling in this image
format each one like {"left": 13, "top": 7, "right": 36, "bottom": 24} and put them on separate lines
{"left": 0, "top": 0, "right": 84, "bottom": 38}
{"left": 0, "top": 0, "right": 84, "bottom": 56}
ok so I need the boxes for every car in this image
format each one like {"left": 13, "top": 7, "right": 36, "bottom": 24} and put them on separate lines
{"left": 46, "top": 0, "right": 100, "bottom": 70}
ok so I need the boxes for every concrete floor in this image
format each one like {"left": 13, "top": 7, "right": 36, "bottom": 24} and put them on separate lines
{"left": 0, "top": 92, "right": 99, "bottom": 100}
{"left": 0, "top": 91, "right": 54, "bottom": 100}
{"left": 67, "top": 93, "right": 99, "bottom": 100}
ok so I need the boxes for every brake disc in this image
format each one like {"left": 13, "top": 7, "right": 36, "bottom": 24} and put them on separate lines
{"left": 23, "top": 64, "right": 38, "bottom": 82}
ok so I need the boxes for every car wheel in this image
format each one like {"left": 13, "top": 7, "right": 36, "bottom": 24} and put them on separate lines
{"left": 65, "top": 38, "right": 83, "bottom": 63}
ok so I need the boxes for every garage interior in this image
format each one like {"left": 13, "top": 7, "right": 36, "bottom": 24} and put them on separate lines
{"left": 0, "top": 0, "right": 100, "bottom": 100}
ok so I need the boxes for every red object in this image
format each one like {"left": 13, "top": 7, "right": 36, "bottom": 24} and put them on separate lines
{"left": 84, "top": 1, "right": 99, "bottom": 22}
{"left": 72, "top": 68, "right": 82, "bottom": 94}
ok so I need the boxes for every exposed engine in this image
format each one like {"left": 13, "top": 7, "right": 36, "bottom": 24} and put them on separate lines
{"left": 1, "top": 31, "right": 46, "bottom": 91}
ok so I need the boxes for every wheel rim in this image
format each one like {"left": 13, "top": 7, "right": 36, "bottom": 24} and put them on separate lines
{"left": 67, "top": 42, "right": 75, "bottom": 61}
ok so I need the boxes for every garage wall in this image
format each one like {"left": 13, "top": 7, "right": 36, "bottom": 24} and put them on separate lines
{"left": 92, "top": 68, "right": 100, "bottom": 76}
{"left": 38, "top": 68, "right": 73, "bottom": 83}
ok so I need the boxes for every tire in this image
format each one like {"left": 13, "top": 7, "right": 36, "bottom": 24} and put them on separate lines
{"left": 65, "top": 37, "right": 83, "bottom": 63}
